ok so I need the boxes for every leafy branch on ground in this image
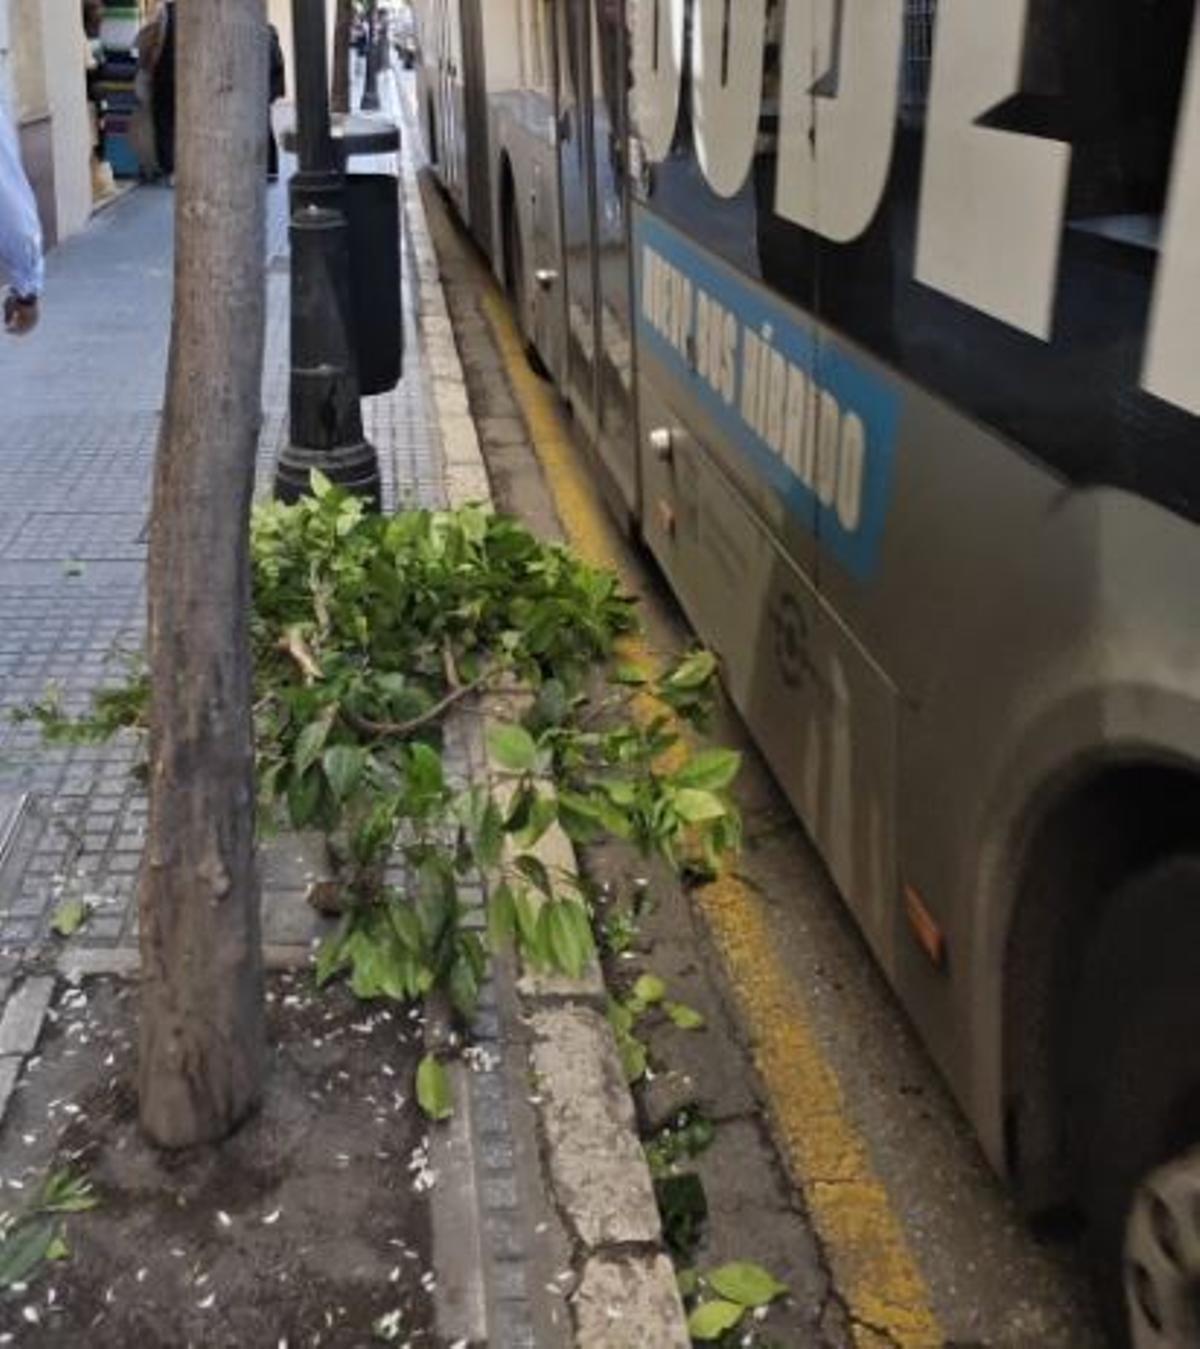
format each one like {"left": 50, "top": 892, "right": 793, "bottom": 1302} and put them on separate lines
{"left": 0, "top": 1168, "right": 98, "bottom": 1293}
{"left": 678, "top": 1261, "right": 788, "bottom": 1343}
{"left": 18, "top": 474, "right": 743, "bottom": 1119}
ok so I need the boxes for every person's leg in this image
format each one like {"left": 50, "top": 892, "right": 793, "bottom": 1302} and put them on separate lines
{"left": 153, "top": 74, "right": 175, "bottom": 177}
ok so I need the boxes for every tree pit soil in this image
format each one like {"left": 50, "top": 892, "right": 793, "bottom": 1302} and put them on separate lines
{"left": 0, "top": 971, "right": 450, "bottom": 1347}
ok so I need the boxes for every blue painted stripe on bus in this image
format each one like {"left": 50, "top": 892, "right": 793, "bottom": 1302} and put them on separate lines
{"left": 633, "top": 209, "right": 900, "bottom": 582}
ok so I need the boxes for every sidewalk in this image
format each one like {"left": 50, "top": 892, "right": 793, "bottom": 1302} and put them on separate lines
{"left": 0, "top": 106, "right": 443, "bottom": 965}
{"left": 0, "top": 72, "right": 683, "bottom": 1347}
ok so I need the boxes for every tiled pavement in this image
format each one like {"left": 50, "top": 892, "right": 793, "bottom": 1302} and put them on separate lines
{"left": 0, "top": 73, "right": 574, "bottom": 1348}
{"left": 0, "top": 104, "right": 445, "bottom": 963}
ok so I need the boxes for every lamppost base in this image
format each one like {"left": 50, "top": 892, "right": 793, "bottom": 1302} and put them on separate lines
{"left": 274, "top": 439, "right": 383, "bottom": 511}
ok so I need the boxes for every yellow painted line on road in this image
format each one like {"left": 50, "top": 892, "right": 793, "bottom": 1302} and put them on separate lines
{"left": 481, "top": 285, "right": 943, "bottom": 1348}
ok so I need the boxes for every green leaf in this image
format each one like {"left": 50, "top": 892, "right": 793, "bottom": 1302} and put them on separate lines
{"left": 45, "top": 1233, "right": 69, "bottom": 1262}
{"left": 665, "top": 650, "right": 718, "bottom": 691}
{"left": 0, "top": 1216, "right": 59, "bottom": 1288}
{"left": 487, "top": 883, "right": 518, "bottom": 950}
{"left": 37, "top": 1170, "right": 98, "bottom": 1214}
{"left": 672, "top": 788, "right": 727, "bottom": 824}
{"left": 633, "top": 973, "right": 667, "bottom": 1006}
{"left": 416, "top": 1054, "right": 454, "bottom": 1122}
{"left": 448, "top": 955, "right": 480, "bottom": 1019}
{"left": 543, "top": 901, "right": 592, "bottom": 978}
{"left": 310, "top": 469, "right": 335, "bottom": 498}
{"left": 294, "top": 715, "right": 332, "bottom": 776}
{"left": 50, "top": 897, "right": 90, "bottom": 938}
{"left": 315, "top": 915, "right": 353, "bottom": 987}
{"left": 514, "top": 852, "right": 553, "bottom": 898}
{"left": 388, "top": 901, "right": 425, "bottom": 957}
{"left": 323, "top": 745, "right": 366, "bottom": 803}
{"left": 513, "top": 791, "right": 557, "bottom": 851}
{"left": 706, "top": 1261, "right": 788, "bottom": 1308}
{"left": 687, "top": 1298, "right": 744, "bottom": 1340}
{"left": 616, "top": 1031, "right": 647, "bottom": 1083}
{"left": 672, "top": 748, "right": 742, "bottom": 793}
{"left": 611, "top": 662, "right": 648, "bottom": 686}
{"left": 406, "top": 742, "right": 445, "bottom": 799}
{"left": 287, "top": 767, "right": 322, "bottom": 829}
{"left": 665, "top": 1001, "right": 706, "bottom": 1031}
{"left": 487, "top": 722, "right": 538, "bottom": 773}
{"left": 513, "top": 888, "right": 544, "bottom": 953}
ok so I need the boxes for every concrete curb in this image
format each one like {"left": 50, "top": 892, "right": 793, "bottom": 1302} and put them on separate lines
{"left": 396, "top": 64, "right": 687, "bottom": 1343}
{"left": 483, "top": 691, "right": 690, "bottom": 1349}
{"left": 390, "top": 72, "right": 491, "bottom": 510}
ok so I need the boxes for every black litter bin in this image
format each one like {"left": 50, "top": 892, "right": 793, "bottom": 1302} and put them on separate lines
{"left": 345, "top": 171, "right": 403, "bottom": 396}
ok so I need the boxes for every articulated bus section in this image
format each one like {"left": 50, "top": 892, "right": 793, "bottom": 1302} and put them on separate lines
{"left": 413, "top": 2, "right": 1200, "bottom": 1338}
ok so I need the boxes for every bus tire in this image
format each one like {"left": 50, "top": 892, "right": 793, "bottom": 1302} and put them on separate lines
{"left": 1067, "top": 858, "right": 1200, "bottom": 1345}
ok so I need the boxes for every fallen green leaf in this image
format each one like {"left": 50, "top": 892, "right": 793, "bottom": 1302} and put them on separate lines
{"left": 665, "top": 1001, "right": 705, "bottom": 1031}
{"left": 416, "top": 1053, "right": 454, "bottom": 1122}
{"left": 706, "top": 1259, "right": 788, "bottom": 1308}
{"left": 0, "top": 1216, "right": 58, "bottom": 1289}
{"left": 687, "top": 1298, "right": 744, "bottom": 1340}
{"left": 50, "top": 897, "right": 91, "bottom": 938}
{"left": 632, "top": 973, "right": 667, "bottom": 1006}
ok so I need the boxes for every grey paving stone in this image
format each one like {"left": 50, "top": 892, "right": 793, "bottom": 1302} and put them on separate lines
{"left": 0, "top": 1057, "right": 20, "bottom": 1124}
{"left": 0, "top": 976, "right": 55, "bottom": 1056}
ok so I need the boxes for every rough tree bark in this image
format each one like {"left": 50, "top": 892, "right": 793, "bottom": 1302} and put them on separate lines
{"left": 331, "top": 0, "right": 354, "bottom": 113}
{"left": 139, "top": 0, "right": 268, "bottom": 1148}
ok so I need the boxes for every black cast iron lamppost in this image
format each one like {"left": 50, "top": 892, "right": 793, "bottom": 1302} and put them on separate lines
{"left": 274, "top": 0, "right": 383, "bottom": 509}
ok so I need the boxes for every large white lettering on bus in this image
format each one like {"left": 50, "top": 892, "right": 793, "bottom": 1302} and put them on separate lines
{"left": 630, "top": 0, "right": 686, "bottom": 163}
{"left": 915, "top": 0, "right": 1071, "bottom": 340}
{"left": 775, "top": 0, "right": 903, "bottom": 243}
{"left": 1144, "top": 9, "right": 1200, "bottom": 417}
{"left": 692, "top": 0, "right": 767, "bottom": 198}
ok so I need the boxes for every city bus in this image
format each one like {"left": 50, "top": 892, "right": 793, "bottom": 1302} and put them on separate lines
{"left": 412, "top": 2, "right": 1200, "bottom": 1338}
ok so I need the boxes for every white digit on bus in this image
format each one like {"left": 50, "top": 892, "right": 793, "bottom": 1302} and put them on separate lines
{"left": 1143, "top": 9, "right": 1200, "bottom": 416}
{"left": 692, "top": 0, "right": 767, "bottom": 198}
{"left": 774, "top": 0, "right": 903, "bottom": 243}
{"left": 630, "top": 0, "right": 686, "bottom": 163}
{"left": 915, "top": 0, "right": 1071, "bottom": 340}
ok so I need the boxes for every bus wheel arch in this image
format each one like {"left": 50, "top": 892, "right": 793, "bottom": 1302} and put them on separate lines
{"left": 1002, "top": 761, "right": 1200, "bottom": 1216}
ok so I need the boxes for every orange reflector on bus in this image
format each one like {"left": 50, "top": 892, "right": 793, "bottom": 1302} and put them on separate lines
{"left": 904, "top": 884, "right": 946, "bottom": 969}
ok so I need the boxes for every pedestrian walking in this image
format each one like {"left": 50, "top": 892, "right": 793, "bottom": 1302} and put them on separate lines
{"left": 137, "top": 0, "right": 176, "bottom": 183}
{"left": 268, "top": 24, "right": 286, "bottom": 182}
{"left": 0, "top": 98, "right": 44, "bottom": 335}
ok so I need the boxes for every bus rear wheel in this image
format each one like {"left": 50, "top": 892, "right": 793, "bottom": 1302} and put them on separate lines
{"left": 1068, "top": 859, "right": 1200, "bottom": 1345}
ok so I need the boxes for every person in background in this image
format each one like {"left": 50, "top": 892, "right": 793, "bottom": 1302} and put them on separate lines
{"left": 0, "top": 97, "right": 44, "bottom": 335}
{"left": 268, "top": 24, "right": 286, "bottom": 183}
{"left": 138, "top": 0, "right": 176, "bottom": 183}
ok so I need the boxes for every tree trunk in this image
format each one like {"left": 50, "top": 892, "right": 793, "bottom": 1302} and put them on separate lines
{"left": 331, "top": 0, "right": 353, "bottom": 114}
{"left": 139, "top": 0, "right": 268, "bottom": 1149}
